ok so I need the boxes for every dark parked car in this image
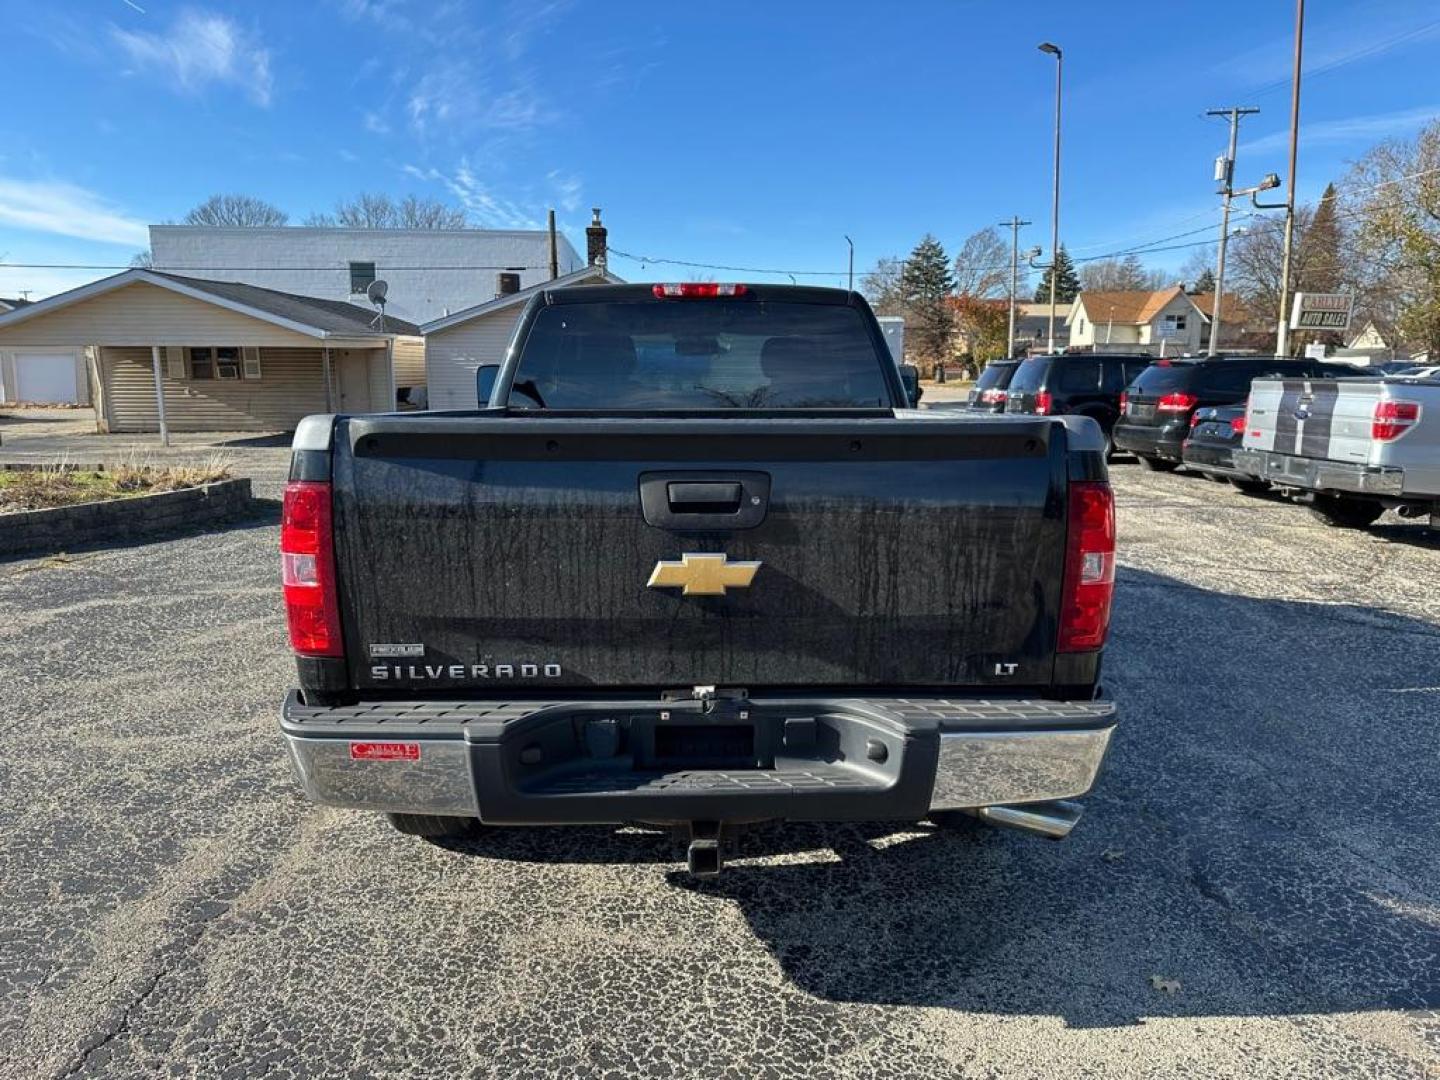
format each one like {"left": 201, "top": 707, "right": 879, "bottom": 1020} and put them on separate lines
{"left": 1180, "top": 403, "right": 1269, "bottom": 492}
{"left": 1113, "top": 356, "right": 1358, "bottom": 471}
{"left": 1004, "top": 353, "right": 1154, "bottom": 452}
{"left": 966, "top": 359, "right": 1020, "bottom": 412}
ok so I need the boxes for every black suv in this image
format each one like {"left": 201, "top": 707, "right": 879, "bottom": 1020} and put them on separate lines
{"left": 1113, "top": 356, "right": 1359, "bottom": 471}
{"left": 1004, "top": 353, "right": 1153, "bottom": 452}
{"left": 966, "top": 359, "right": 1021, "bottom": 412}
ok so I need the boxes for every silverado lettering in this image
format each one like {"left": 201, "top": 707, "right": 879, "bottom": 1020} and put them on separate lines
{"left": 369, "top": 663, "right": 563, "bottom": 680}
{"left": 279, "top": 282, "right": 1119, "bottom": 876}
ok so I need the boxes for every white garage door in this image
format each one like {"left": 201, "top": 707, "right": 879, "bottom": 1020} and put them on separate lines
{"left": 15, "top": 353, "right": 80, "bottom": 403}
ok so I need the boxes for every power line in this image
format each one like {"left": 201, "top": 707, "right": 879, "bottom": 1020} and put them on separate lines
{"left": 1247, "top": 18, "right": 1440, "bottom": 98}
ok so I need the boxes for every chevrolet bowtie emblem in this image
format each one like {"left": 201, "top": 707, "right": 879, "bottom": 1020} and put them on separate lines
{"left": 647, "top": 553, "right": 762, "bottom": 596}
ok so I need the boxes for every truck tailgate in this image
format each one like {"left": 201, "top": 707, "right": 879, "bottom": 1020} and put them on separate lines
{"left": 331, "top": 415, "right": 1071, "bottom": 692}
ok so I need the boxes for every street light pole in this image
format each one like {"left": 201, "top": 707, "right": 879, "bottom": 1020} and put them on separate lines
{"left": 1276, "top": 0, "right": 1305, "bottom": 356}
{"left": 1038, "top": 42, "right": 1063, "bottom": 353}
{"left": 1206, "top": 106, "right": 1259, "bottom": 356}
{"left": 844, "top": 234, "right": 854, "bottom": 293}
{"left": 1000, "top": 215, "right": 1032, "bottom": 357}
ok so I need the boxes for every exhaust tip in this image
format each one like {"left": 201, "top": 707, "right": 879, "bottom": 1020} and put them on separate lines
{"left": 978, "top": 799, "right": 1083, "bottom": 839}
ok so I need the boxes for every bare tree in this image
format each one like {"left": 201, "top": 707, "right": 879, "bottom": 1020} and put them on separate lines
{"left": 952, "top": 228, "right": 1009, "bottom": 299}
{"left": 1344, "top": 121, "right": 1440, "bottom": 355}
{"left": 1228, "top": 208, "right": 1315, "bottom": 328}
{"left": 183, "top": 194, "right": 289, "bottom": 227}
{"left": 860, "top": 256, "right": 905, "bottom": 317}
{"left": 306, "top": 193, "right": 468, "bottom": 229}
{"left": 1080, "top": 254, "right": 1166, "bottom": 292}
{"left": 1179, "top": 246, "right": 1216, "bottom": 291}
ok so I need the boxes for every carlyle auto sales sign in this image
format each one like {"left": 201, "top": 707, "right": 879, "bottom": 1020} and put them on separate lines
{"left": 1289, "top": 292, "right": 1354, "bottom": 331}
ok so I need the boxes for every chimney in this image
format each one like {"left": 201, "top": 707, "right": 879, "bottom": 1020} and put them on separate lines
{"left": 586, "top": 207, "right": 607, "bottom": 267}
{"left": 496, "top": 271, "right": 521, "bottom": 296}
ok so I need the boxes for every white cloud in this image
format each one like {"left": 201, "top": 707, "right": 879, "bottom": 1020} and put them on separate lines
{"left": 0, "top": 177, "right": 148, "bottom": 246}
{"left": 112, "top": 9, "right": 274, "bottom": 107}
{"left": 400, "top": 158, "right": 542, "bottom": 229}
{"left": 405, "top": 59, "right": 551, "bottom": 139}
{"left": 546, "top": 170, "right": 583, "bottom": 213}
{"left": 363, "top": 110, "right": 391, "bottom": 135}
{"left": 1241, "top": 105, "right": 1440, "bottom": 155}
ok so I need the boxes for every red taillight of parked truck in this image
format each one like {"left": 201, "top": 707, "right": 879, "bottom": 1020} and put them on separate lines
{"left": 1058, "top": 481, "right": 1116, "bottom": 653}
{"left": 1372, "top": 400, "right": 1421, "bottom": 441}
{"left": 281, "top": 480, "right": 344, "bottom": 657}
{"left": 1034, "top": 390, "right": 1054, "bottom": 415}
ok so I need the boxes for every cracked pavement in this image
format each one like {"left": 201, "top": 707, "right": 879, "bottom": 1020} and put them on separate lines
{"left": 2, "top": 458, "right": 1439, "bottom": 1078}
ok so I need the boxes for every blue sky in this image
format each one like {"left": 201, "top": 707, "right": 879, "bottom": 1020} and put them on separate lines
{"left": 2, "top": 0, "right": 1437, "bottom": 300}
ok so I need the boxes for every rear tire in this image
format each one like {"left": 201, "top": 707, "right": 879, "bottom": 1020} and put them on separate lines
{"left": 1140, "top": 455, "right": 1179, "bottom": 472}
{"left": 1309, "top": 494, "right": 1384, "bottom": 529}
{"left": 386, "top": 813, "right": 479, "bottom": 838}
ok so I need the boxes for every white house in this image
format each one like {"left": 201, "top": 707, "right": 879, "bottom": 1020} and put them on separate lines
{"left": 149, "top": 224, "right": 585, "bottom": 326}
{"left": 1067, "top": 287, "right": 1205, "bottom": 355}
{"left": 422, "top": 265, "right": 624, "bottom": 410}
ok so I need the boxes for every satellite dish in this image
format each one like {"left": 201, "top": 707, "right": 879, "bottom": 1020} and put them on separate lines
{"left": 366, "top": 279, "right": 389, "bottom": 305}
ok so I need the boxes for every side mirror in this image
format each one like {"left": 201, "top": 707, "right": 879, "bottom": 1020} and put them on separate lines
{"left": 899, "top": 364, "right": 923, "bottom": 406}
{"left": 475, "top": 363, "right": 500, "bottom": 406}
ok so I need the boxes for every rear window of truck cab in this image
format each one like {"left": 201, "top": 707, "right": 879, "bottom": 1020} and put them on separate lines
{"left": 508, "top": 299, "right": 892, "bottom": 409}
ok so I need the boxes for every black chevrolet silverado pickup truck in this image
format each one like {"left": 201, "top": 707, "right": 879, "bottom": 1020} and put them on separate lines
{"left": 279, "top": 283, "right": 1117, "bottom": 874}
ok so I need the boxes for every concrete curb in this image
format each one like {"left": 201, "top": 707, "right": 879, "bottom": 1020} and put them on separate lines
{"left": 0, "top": 478, "right": 256, "bottom": 557}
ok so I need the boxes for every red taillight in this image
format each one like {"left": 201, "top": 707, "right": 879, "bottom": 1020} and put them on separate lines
{"left": 1372, "top": 400, "right": 1421, "bottom": 441}
{"left": 281, "top": 480, "right": 343, "bottom": 657}
{"left": 1229, "top": 415, "right": 1246, "bottom": 435}
{"left": 1119, "top": 391, "right": 1129, "bottom": 413}
{"left": 1059, "top": 481, "right": 1116, "bottom": 653}
{"left": 652, "top": 283, "right": 749, "bottom": 298}
{"left": 1190, "top": 411, "right": 1204, "bottom": 429}
{"left": 1156, "top": 391, "right": 1198, "bottom": 412}
{"left": 1034, "top": 390, "right": 1054, "bottom": 415}
{"left": 980, "top": 388, "right": 1008, "bottom": 404}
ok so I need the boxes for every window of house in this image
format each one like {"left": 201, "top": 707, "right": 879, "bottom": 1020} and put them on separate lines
{"left": 1078, "top": 318, "right": 1086, "bottom": 334}
{"left": 1164, "top": 314, "right": 1188, "bottom": 331}
{"left": 214, "top": 346, "right": 241, "bottom": 379}
{"left": 350, "top": 261, "right": 377, "bottom": 294}
{"left": 188, "top": 346, "right": 243, "bottom": 380}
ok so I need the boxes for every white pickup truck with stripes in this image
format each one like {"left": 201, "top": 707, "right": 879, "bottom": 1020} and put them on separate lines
{"left": 1234, "top": 371, "right": 1440, "bottom": 529}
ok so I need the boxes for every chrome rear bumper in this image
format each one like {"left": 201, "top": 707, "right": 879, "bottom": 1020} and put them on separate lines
{"left": 281, "top": 693, "right": 1115, "bottom": 828}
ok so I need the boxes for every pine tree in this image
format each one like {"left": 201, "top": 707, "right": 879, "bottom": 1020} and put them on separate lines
{"left": 1297, "top": 182, "right": 1344, "bottom": 347}
{"left": 900, "top": 234, "right": 956, "bottom": 369}
{"left": 1190, "top": 268, "right": 1216, "bottom": 294}
{"left": 1300, "top": 182, "right": 1342, "bottom": 293}
{"left": 1034, "top": 245, "right": 1080, "bottom": 303}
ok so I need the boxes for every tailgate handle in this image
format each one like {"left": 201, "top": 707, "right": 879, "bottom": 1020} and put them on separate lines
{"left": 640, "top": 471, "right": 771, "bottom": 531}
{"left": 668, "top": 482, "right": 742, "bottom": 513}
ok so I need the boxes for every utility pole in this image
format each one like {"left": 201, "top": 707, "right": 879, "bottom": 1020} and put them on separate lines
{"left": 844, "top": 235, "right": 854, "bottom": 292}
{"left": 1205, "top": 106, "right": 1259, "bottom": 356}
{"left": 547, "top": 209, "right": 559, "bottom": 281}
{"left": 1038, "top": 42, "right": 1064, "bottom": 353}
{"left": 1001, "top": 215, "right": 1032, "bottom": 356}
{"left": 1276, "top": 0, "right": 1305, "bottom": 356}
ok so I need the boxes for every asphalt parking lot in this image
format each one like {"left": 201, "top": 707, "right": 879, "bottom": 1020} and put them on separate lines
{"left": 2, "top": 457, "right": 1439, "bottom": 1079}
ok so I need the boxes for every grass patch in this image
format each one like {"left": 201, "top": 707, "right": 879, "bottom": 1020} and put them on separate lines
{"left": 0, "top": 458, "right": 232, "bottom": 513}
